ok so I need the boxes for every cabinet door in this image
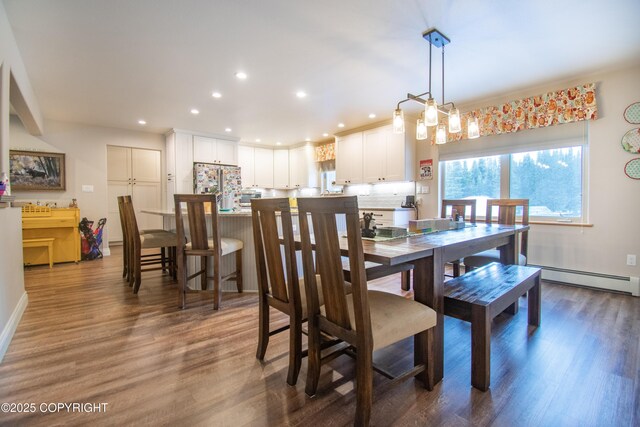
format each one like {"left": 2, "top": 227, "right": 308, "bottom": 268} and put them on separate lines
{"left": 132, "top": 181, "right": 163, "bottom": 231}
{"left": 216, "top": 139, "right": 237, "bottom": 165}
{"left": 254, "top": 148, "right": 274, "bottom": 188}
{"left": 273, "top": 150, "right": 290, "bottom": 189}
{"left": 166, "top": 134, "right": 176, "bottom": 210}
{"left": 336, "top": 133, "right": 363, "bottom": 184}
{"left": 193, "top": 136, "right": 215, "bottom": 163}
{"left": 107, "top": 146, "right": 131, "bottom": 181}
{"left": 107, "top": 181, "right": 131, "bottom": 242}
{"left": 362, "top": 128, "right": 385, "bottom": 183}
{"left": 238, "top": 146, "right": 255, "bottom": 187}
{"left": 384, "top": 129, "right": 407, "bottom": 182}
{"left": 132, "top": 148, "right": 161, "bottom": 182}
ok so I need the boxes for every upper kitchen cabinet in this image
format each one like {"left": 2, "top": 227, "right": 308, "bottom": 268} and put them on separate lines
{"left": 238, "top": 146, "right": 274, "bottom": 188}
{"left": 166, "top": 131, "right": 194, "bottom": 208}
{"left": 193, "top": 135, "right": 237, "bottom": 165}
{"left": 289, "top": 145, "right": 319, "bottom": 188}
{"left": 273, "top": 150, "right": 290, "bottom": 189}
{"left": 335, "top": 132, "right": 363, "bottom": 185}
{"left": 337, "top": 123, "right": 415, "bottom": 184}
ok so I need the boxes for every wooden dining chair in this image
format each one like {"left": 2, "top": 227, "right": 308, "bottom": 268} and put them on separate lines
{"left": 174, "top": 194, "right": 243, "bottom": 310}
{"left": 441, "top": 199, "right": 477, "bottom": 277}
{"left": 297, "top": 196, "right": 437, "bottom": 426}
{"left": 251, "top": 197, "right": 308, "bottom": 386}
{"left": 463, "top": 198, "right": 529, "bottom": 271}
{"left": 121, "top": 195, "right": 177, "bottom": 293}
{"left": 117, "top": 195, "right": 166, "bottom": 282}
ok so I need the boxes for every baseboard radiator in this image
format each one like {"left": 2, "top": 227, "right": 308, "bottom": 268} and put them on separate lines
{"left": 531, "top": 265, "right": 640, "bottom": 297}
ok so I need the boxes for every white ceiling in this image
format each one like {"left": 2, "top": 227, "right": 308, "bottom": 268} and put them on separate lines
{"left": 4, "top": 0, "right": 640, "bottom": 146}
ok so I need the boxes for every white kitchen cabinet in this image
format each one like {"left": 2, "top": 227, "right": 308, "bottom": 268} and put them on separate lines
{"left": 107, "top": 145, "right": 163, "bottom": 242}
{"left": 335, "top": 132, "right": 363, "bottom": 184}
{"left": 289, "top": 145, "right": 319, "bottom": 188}
{"left": 337, "top": 123, "right": 415, "bottom": 184}
{"left": 238, "top": 146, "right": 274, "bottom": 188}
{"left": 193, "top": 135, "right": 237, "bottom": 165}
{"left": 273, "top": 150, "right": 290, "bottom": 189}
{"left": 166, "top": 131, "right": 194, "bottom": 209}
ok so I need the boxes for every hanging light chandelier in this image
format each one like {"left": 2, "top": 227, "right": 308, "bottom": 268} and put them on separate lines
{"left": 393, "top": 28, "right": 479, "bottom": 143}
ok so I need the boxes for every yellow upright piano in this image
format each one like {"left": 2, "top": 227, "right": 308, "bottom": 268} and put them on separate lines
{"left": 22, "top": 205, "right": 81, "bottom": 266}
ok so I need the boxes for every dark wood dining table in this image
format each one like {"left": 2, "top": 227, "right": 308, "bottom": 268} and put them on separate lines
{"left": 339, "top": 223, "right": 529, "bottom": 388}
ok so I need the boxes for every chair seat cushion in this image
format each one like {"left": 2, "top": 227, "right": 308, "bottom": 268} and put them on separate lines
{"left": 140, "top": 230, "right": 177, "bottom": 248}
{"left": 463, "top": 249, "right": 527, "bottom": 269}
{"left": 185, "top": 237, "right": 243, "bottom": 255}
{"left": 343, "top": 291, "right": 437, "bottom": 351}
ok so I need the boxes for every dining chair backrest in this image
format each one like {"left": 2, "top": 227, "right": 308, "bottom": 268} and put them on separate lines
{"left": 174, "top": 194, "right": 220, "bottom": 254}
{"left": 251, "top": 198, "right": 299, "bottom": 311}
{"left": 441, "top": 199, "right": 477, "bottom": 223}
{"left": 485, "top": 198, "right": 529, "bottom": 258}
{"left": 297, "top": 196, "right": 371, "bottom": 348}
{"left": 121, "top": 195, "right": 140, "bottom": 247}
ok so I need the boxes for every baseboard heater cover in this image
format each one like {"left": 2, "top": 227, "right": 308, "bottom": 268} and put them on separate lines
{"left": 531, "top": 265, "right": 639, "bottom": 297}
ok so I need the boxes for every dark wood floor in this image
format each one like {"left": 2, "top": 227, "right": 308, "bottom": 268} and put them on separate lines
{"left": 1, "top": 248, "right": 638, "bottom": 426}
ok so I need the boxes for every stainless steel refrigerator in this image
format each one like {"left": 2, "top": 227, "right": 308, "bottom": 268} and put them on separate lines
{"left": 193, "top": 163, "right": 242, "bottom": 210}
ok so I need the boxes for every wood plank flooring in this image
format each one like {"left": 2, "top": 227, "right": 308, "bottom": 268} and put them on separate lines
{"left": 0, "top": 248, "right": 638, "bottom": 426}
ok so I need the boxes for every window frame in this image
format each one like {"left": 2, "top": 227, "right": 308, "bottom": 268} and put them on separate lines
{"left": 440, "top": 144, "right": 589, "bottom": 224}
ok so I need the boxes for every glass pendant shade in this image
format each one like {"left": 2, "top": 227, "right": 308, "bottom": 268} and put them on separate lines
{"left": 425, "top": 98, "right": 438, "bottom": 126}
{"left": 435, "top": 124, "right": 447, "bottom": 144}
{"left": 416, "top": 116, "right": 428, "bottom": 140}
{"left": 393, "top": 108, "right": 405, "bottom": 134}
{"left": 448, "top": 108, "right": 461, "bottom": 133}
{"left": 467, "top": 117, "right": 480, "bottom": 139}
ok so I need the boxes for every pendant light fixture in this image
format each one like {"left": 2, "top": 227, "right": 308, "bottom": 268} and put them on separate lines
{"left": 393, "top": 28, "right": 476, "bottom": 143}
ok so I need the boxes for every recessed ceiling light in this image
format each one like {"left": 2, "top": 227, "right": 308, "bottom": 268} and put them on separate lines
{"left": 338, "top": 123, "right": 345, "bottom": 128}
{"left": 276, "top": 142, "right": 282, "bottom": 146}
{"left": 255, "top": 138, "right": 261, "bottom": 143}
{"left": 296, "top": 91, "right": 307, "bottom": 98}
{"left": 212, "top": 91, "right": 222, "bottom": 98}
{"left": 369, "top": 113, "right": 376, "bottom": 119}
{"left": 305, "top": 138, "right": 311, "bottom": 142}
{"left": 190, "top": 108, "right": 200, "bottom": 115}
{"left": 235, "top": 71, "right": 248, "bottom": 80}
{"left": 137, "top": 119, "right": 146, "bottom": 125}
{"left": 225, "top": 128, "right": 232, "bottom": 132}
{"left": 322, "top": 133, "right": 329, "bottom": 137}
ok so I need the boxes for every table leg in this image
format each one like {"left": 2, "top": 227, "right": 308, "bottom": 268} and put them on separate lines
{"left": 413, "top": 250, "right": 444, "bottom": 387}
{"left": 500, "top": 234, "right": 519, "bottom": 315}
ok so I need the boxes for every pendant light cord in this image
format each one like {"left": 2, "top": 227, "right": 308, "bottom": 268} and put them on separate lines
{"left": 428, "top": 41, "right": 432, "bottom": 96}
{"left": 442, "top": 45, "right": 445, "bottom": 105}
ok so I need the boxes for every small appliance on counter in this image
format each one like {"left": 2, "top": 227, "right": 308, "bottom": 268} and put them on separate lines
{"left": 401, "top": 195, "right": 416, "bottom": 208}
{"left": 239, "top": 189, "right": 261, "bottom": 207}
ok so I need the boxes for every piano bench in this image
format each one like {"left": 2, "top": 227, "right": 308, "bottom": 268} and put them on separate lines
{"left": 23, "top": 237, "right": 55, "bottom": 268}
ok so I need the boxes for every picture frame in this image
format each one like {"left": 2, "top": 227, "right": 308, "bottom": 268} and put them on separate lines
{"left": 9, "top": 150, "right": 66, "bottom": 191}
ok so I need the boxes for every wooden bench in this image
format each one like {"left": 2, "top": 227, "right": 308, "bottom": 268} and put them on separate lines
{"left": 23, "top": 237, "right": 55, "bottom": 268}
{"left": 444, "top": 262, "right": 541, "bottom": 391}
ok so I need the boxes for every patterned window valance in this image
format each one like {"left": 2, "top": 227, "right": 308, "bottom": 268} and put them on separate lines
{"left": 431, "top": 82, "right": 598, "bottom": 144}
{"left": 315, "top": 142, "right": 335, "bottom": 161}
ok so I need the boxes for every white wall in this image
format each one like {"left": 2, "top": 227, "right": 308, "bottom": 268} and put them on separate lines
{"left": 416, "top": 64, "right": 640, "bottom": 283}
{"left": 9, "top": 117, "right": 166, "bottom": 251}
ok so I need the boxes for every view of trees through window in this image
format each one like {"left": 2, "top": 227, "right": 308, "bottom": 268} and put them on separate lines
{"left": 443, "top": 147, "right": 583, "bottom": 218}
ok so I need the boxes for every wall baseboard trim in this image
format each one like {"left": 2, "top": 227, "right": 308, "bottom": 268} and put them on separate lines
{"left": 533, "top": 265, "right": 640, "bottom": 297}
{"left": 0, "top": 291, "right": 29, "bottom": 363}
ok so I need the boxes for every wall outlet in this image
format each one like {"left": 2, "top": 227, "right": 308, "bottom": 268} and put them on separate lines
{"left": 627, "top": 254, "right": 637, "bottom": 266}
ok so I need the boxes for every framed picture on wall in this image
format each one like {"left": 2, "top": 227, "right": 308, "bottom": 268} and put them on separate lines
{"left": 9, "top": 150, "right": 66, "bottom": 191}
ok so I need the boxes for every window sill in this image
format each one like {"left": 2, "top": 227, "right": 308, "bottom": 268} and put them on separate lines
{"left": 529, "top": 220, "right": 593, "bottom": 227}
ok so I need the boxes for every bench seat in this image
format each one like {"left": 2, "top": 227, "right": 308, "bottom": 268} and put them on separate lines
{"left": 444, "top": 262, "right": 541, "bottom": 391}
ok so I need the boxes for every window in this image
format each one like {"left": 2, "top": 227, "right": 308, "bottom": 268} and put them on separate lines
{"left": 442, "top": 146, "right": 585, "bottom": 221}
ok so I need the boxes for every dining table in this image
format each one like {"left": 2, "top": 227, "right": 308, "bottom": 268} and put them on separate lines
{"left": 335, "top": 223, "right": 529, "bottom": 388}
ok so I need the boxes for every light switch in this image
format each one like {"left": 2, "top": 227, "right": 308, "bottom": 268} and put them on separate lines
{"left": 82, "top": 185, "right": 94, "bottom": 193}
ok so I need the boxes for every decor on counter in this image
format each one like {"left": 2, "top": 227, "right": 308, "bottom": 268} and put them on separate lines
{"left": 360, "top": 212, "right": 377, "bottom": 238}
{"left": 624, "top": 158, "right": 640, "bottom": 180}
{"left": 9, "top": 150, "right": 66, "bottom": 191}
{"left": 69, "top": 198, "right": 78, "bottom": 208}
{"left": 393, "top": 28, "right": 471, "bottom": 144}
{"left": 624, "top": 102, "right": 640, "bottom": 124}
{"left": 315, "top": 142, "right": 335, "bottom": 162}
{"left": 430, "top": 82, "right": 598, "bottom": 144}
{"left": 621, "top": 128, "right": 640, "bottom": 154}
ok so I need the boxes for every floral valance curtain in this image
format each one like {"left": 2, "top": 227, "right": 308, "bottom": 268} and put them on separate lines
{"left": 432, "top": 82, "right": 598, "bottom": 144}
{"left": 315, "top": 142, "right": 335, "bottom": 161}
